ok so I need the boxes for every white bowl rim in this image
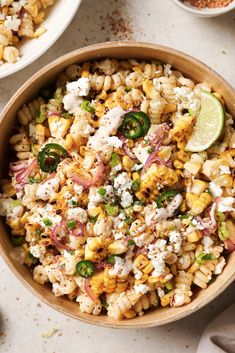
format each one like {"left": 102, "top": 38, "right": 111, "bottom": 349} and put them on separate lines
{"left": 0, "top": 0, "right": 82, "bottom": 79}
{"left": 171, "top": 0, "right": 235, "bottom": 15}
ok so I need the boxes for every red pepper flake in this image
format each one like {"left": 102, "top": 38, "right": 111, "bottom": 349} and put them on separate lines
{"left": 184, "top": 0, "right": 233, "bottom": 8}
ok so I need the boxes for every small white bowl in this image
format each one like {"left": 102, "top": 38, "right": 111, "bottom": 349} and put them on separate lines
{"left": 171, "top": 0, "right": 235, "bottom": 17}
{"left": 0, "top": 0, "right": 82, "bottom": 79}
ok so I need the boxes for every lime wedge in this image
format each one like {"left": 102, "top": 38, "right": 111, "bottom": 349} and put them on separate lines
{"left": 185, "top": 91, "right": 225, "bottom": 152}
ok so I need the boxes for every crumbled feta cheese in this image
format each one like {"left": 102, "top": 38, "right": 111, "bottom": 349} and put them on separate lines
{"left": 106, "top": 136, "right": 123, "bottom": 148}
{"left": 217, "top": 197, "right": 235, "bottom": 212}
{"left": 120, "top": 191, "right": 133, "bottom": 208}
{"left": 5, "top": 15, "right": 21, "bottom": 31}
{"left": 30, "top": 244, "right": 46, "bottom": 258}
{"left": 108, "top": 248, "right": 133, "bottom": 276}
{"left": 87, "top": 187, "right": 103, "bottom": 209}
{"left": 147, "top": 240, "right": 168, "bottom": 277}
{"left": 173, "top": 293, "right": 186, "bottom": 307}
{"left": 157, "top": 287, "right": 165, "bottom": 298}
{"left": 202, "top": 236, "right": 214, "bottom": 254}
{"left": 214, "top": 257, "right": 226, "bottom": 275}
{"left": 114, "top": 232, "right": 125, "bottom": 240}
{"left": 74, "top": 184, "right": 84, "bottom": 195}
{"left": 63, "top": 94, "right": 83, "bottom": 115}
{"left": 131, "top": 163, "right": 143, "bottom": 171}
{"left": 28, "top": 204, "right": 62, "bottom": 228}
{"left": 114, "top": 172, "right": 132, "bottom": 191}
{"left": 174, "top": 87, "right": 194, "bottom": 101}
{"left": 66, "top": 77, "right": 90, "bottom": 97}
{"left": 134, "top": 269, "right": 143, "bottom": 280}
{"left": 36, "top": 177, "right": 60, "bottom": 201}
{"left": 88, "top": 106, "right": 125, "bottom": 151}
{"left": 133, "top": 144, "right": 150, "bottom": 164}
{"left": 209, "top": 182, "right": 222, "bottom": 198}
{"left": 67, "top": 207, "right": 87, "bottom": 223}
{"left": 134, "top": 284, "right": 149, "bottom": 294}
{"left": 219, "top": 165, "right": 231, "bottom": 175}
{"left": 169, "top": 231, "right": 182, "bottom": 253}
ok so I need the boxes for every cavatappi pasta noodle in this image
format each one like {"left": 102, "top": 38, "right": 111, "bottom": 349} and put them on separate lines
{"left": 0, "top": 0, "right": 55, "bottom": 64}
{"left": 1, "top": 58, "right": 235, "bottom": 320}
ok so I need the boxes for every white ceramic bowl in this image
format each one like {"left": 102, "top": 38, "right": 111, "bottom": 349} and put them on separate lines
{"left": 0, "top": 0, "right": 82, "bottom": 79}
{"left": 171, "top": 0, "right": 235, "bottom": 17}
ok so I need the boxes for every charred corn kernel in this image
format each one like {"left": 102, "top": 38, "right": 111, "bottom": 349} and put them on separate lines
{"left": 20, "top": 213, "right": 28, "bottom": 224}
{"left": 143, "top": 80, "right": 157, "bottom": 99}
{"left": 136, "top": 164, "right": 178, "bottom": 201}
{"left": 177, "top": 141, "right": 186, "bottom": 150}
{"left": 48, "top": 116, "right": 71, "bottom": 138}
{"left": 133, "top": 204, "right": 143, "bottom": 212}
{"left": 171, "top": 115, "right": 195, "bottom": 142}
{"left": 185, "top": 192, "right": 198, "bottom": 208}
{"left": 188, "top": 262, "right": 200, "bottom": 274}
{"left": 220, "top": 150, "right": 235, "bottom": 167}
{"left": 163, "top": 103, "right": 177, "bottom": 114}
{"left": 180, "top": 200, "right": 187, "bottom": 212}
{"left": 142, "top": 262, "right": 154, "bottom": 274}
{"left": 9, "top": 219, "right": 22, "bottom": 230}
{"left": 134, "top": 254, "right": 149, "bottom": 269}
{"left": 97, "top": 90, "right": 107, "bottom": 101}
{"left": 132, "top": 172, "right": 140, "bottom": 181}
{"left": 87, "top": 237, "right": 102, "bottom": 251}
{"left": 191, "top": 192, "right": 212, "bottom": 215}
{"left": 108, "top": 240, "right": 127, "bottom": 255}
{"left": 81, "top": 70, "right": 89, "bottom": 78}
{"left": 213, "top": 175, "right": 233, "bottom": 187}
{"left": 104, "top": 96, "right": 117, "bottom": 109}
{"left": 184, "top": 161, "right": 201, "bottom": 175}
{"left": 35, "top": 124, "right": 45, "bottom": 145}
{"left": 160, "top": 292, "right": 173, "bottom": 307}
{"left": 173, "top": 160, "right": 184, "bottom": 169}
{"left": 147, "top": 276, "right": 159, "bottom": 284}
{"left": 124, "top": 309, "right": 137, "bottom": 319}
{"left": 158, "top": 146, "right": 172, "bottom": 162}
{"left": 191, "top": 180, "right": 208, "bottom": 195}
{"left": 177, "top": 150, "right": 190, "bottom": 162}
{"left": 2, "top": 182, "right": 16, "bottom": 197}
{"left": 87, "top": 206, "right": 105, "bottom": 218}
{"left": 12, "top": 35, "right": 19, "bottom": 44}
{"left": 122, "top": 156, "right": 135, "bottom": 170}
{"left": 64, "top": 134, "right": 73, "bottom": 150}
{"left": 2, "top": 6, "right": 9, "bottom": 15}
{"left": 33, "top": 27, "right": 46, "bottom": 39}
{"left": 84, "top": 247, "right": 97, "bottom": 261}
{"left": 187, "top": 230, "right": 202, "bottom": 243}
{"left": 133, "top": 65, "right": 142, "bottom": 73}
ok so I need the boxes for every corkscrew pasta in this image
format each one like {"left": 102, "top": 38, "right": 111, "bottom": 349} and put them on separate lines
{"left": 0, "top": 58, "right": 234, "bottom": 320}
{"left": 0, "top": 0, "right": 55, "bottom": 64}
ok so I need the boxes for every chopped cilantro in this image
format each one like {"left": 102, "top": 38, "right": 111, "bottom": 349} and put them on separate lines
{"left": 98, "top": 188, "right": 106, "bottom": 196}
{"left": 29, "top": 176, "right": 40, "bottom": 184}
{"left": 132, "top": 179, "right": 140, "bottom": 191}
{"left": 110, "top": 153, "right": 119, "bottom": 167}
{"left": 43, "top": 218, "right": 52, "bottom": 227}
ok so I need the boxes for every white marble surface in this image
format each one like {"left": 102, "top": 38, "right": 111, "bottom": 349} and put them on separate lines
{"left": 0, "top": 0, "right": 235, "bottom": 352}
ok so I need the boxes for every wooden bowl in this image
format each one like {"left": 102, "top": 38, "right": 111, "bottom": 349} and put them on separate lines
{"left": 0, "top": 42, "right": 235, "bottom": 328}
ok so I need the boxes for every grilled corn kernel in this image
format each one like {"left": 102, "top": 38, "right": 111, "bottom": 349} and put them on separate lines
{"left": 185, "top": 192, "right": 198, "bottom": 208}
{"left": 173, "top": 160, "right": 184, "bottom": 169}
{"left": 190, "top": 180, "right": 208, "bottom": 195}
{"left": 177, "top": 150, "right": 190, "bottom": 163}
{"left": 133, "top": 254, "right": 149, "bottom": 269}
{"left": 122, "top": 156, "right": 135, "bottom": 170}
{"left": 187, "top": 230, "right": 202, "bottom": 243}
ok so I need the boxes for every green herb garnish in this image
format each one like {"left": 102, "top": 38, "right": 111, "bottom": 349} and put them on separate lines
{"left": 81, "top": 100, "right": 95, "bottom": 113}
{"left": 43, "top": 218, "right": 52, "bottom": 227}
{"left": 67, "top": 220, "right": 76, "bottom": 229}
{"left": 98, "top": 188, "right": 106, "bottom": 196}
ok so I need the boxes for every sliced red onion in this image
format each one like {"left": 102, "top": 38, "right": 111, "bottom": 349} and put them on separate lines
{"left": 47, "top": 111, "right": 61, "bottom": 118}
{"left": 51, "top": 221, "right": 68, "bottom": 250}
{"left": 143, "top": 150, "right": 171, "bottom": 172}
{"left": 85, "top": 279, "right": 97, "bottom": 301}
{"left": 95, "top": 259, "right": 108, "bottom": 271}
{"left": 225, "top": 238, "right": 235, "bottom": 253}
{"left": 51, "top": 220, "right": 85, "bottom": 250}
{"left": 70, "top": 221, "right": 85, "bottom": 237}
{"left": 10, "top": 161, "right": 26, "bottom": 172}
{"left": 15, "top": 159, "right": 38, "bottom": 183}
{"left": 71, "top": 153, "right": 105, "bottom": 189}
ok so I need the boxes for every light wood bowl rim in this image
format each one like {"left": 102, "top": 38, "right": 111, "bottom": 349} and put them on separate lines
{"left": 0, "top": 41, "right": 235, "bottom": 328}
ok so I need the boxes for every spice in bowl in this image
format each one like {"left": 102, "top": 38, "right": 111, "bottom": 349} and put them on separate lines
{"left": 183, "top": 0, "right": 234, "bottom": 8}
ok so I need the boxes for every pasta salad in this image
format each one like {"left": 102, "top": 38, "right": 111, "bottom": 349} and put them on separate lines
{"left": 0, "top": 0, "right": 55, "bottom": 64}
{"left": 1, "top": 58, "right": 235, "bottom": 320}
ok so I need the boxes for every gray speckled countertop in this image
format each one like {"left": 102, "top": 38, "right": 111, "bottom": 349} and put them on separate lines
{"left": 0, "top": 1, "right": 235, "bottom": 352}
